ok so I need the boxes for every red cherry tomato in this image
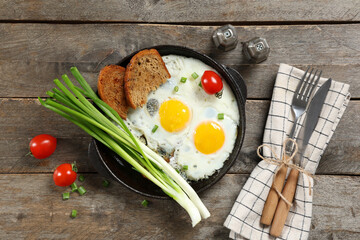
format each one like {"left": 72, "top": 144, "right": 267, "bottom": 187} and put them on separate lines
{"left": 201, "top": 70, "right": 223, "bottom": 95}
{"left": 53, "top": 163, "right": 77, "bottom": 187}
{"left": 29, "top": 134, "right": 57, "bottom": 159}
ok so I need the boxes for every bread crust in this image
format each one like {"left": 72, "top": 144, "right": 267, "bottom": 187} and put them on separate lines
{"left": 124, "top": 49, "right": 171, "bottom": 109}
{"left": 97, "top": 64, "right": 128, "bottom": 119}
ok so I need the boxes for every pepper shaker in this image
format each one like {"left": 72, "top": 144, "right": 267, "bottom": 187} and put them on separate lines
{"left": 242, "top": 37, "right": 270, "bottom": 63}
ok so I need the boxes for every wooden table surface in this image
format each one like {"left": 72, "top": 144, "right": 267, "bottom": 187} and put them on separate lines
{"left": 0, "top": 1, "right": 359, "bottom": 239}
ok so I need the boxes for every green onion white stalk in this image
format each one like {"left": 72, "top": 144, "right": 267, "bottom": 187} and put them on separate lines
{"left": 39, "top": 67, "right": 210, "bottom": 226}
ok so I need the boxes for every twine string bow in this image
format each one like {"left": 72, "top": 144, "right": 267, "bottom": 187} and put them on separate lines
{"left": 257, "top": 138, "right": 314, "bottom": 207}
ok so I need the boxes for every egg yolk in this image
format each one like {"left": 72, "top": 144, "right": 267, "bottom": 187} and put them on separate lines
{"left": 159, "top": 99, "right": 191, "bottom": 132}
{"left": 194, "top": 121, "right": 225, "bottom": 154}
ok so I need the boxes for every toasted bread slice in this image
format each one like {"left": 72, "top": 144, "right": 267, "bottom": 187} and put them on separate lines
{"left": 98, "top": 65, "right": 128, "bottom": 119}
{"left": 124, "top": 49, "right": 171, "bottom": 109}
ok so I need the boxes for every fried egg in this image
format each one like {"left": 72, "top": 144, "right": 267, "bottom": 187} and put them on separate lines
{"left": 126, "top": 55, "right": 240, "bottom": 180}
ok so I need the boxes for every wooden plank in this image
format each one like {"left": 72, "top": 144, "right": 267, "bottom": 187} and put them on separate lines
{"left": 0, "top": 137, "right": 94, "bottom": 173}
{"left": 0, "top": 24, "right": 359, "bottom": 98}
{"left": 2, "top": 62, "right": 359, "bottom": 99}
{"left": 0, "top": 99, "right": 358, "bottom": 175}
{"left": 236, "top": 64, "right": 360, "bottom": 99}
{"left": 0, "top": 1, "right": 359, "bottom": 22}
{"left": 0, "top": 174, "right": 358, "bottom": 239}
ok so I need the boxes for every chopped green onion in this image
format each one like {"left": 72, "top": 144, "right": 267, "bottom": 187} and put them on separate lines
{"left": 218, "top": 113, "right": 224, "bottom": 120}
{"left": 71, "top": 161, "right": 78, "bottom": 173}
{"left": 142, "top": 200, "right": 149, "bottom": 207}
{"left": 152, "top": 125, "right": 158, "bottom": 133}
{"left": 180, "top": 77, "right": 187, "bottom": 83}
{"left": 78, "top": 175, "right": 85, "bottom": 182}
{"left": 183, "top": 165, "right": 188, "bottom": 170}
{"left": 198, "top": 81, "right": 203, "bottom": 88}
{"left": 38, "top": 67, "right": 210, "bottom": 227}
{"left": 192, "top": 72, "right": 199, "bottom": 79}
{"left": 62, "top": 192, "right": 70, "bottom": 200}
{"left": 102, "top": 180, "right": 110, "bottom": 187}
{"left": 174, "top": 86, "right": 179, "bottom": 92}
{"left": 176, "top": 169, "right": 180, "bottom": 173}
{"left": 78, "top": 186, "right": 86, "bottom": 196}
{"left": 71, "top": 209, "right": 77, "bottom": 218}
{"left": 71, "top": 182, "right": 78, "bottom": 192}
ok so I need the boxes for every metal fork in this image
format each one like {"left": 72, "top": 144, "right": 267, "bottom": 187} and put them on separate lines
{"left": 285, "top": 67, "right": 322, "bottom": 153}
{"left": 260, "top": 67, "right": 322, "bottom": 226}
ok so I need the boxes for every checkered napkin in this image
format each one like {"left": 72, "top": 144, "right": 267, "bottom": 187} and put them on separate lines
{"left": 224, "top": 63, "right": 350, "bottom": 240}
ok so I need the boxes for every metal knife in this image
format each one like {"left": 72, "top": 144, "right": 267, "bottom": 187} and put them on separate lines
{"left": 270, "top": 78, "right": 332, "bottom": 237}
{"left": 296, "top": 78, "right": 332, "bottom": 162}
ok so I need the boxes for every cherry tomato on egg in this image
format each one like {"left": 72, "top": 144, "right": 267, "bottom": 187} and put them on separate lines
{"left": 53, "top": 163, "right": 77, "bottom": 187}
{"left": 29, "top": 134, "right": 57, "bottom": 159}
{"left": 201, "top": 70, "right": 223, "bottom": 95}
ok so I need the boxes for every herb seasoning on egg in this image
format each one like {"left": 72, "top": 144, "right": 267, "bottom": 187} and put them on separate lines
{"left": 146, "top": 99, "right": 159, "bottom": 116}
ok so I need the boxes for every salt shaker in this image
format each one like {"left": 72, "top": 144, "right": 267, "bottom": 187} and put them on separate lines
{"left": 212, "top": 24, "right": 238, "bottom": 51}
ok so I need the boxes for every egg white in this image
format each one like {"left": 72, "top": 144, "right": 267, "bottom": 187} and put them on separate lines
{"left": 126, "top": 79, "right": 192, "bottom": 155}
{"left": 174, "top": 106, "right": 238, "bottom": 180}
{"left": 125, "top": 55, "right": 240, "bottom": 181}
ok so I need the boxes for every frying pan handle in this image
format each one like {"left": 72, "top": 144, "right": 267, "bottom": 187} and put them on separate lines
{"left": 223, "top": 65, "right": 247, "bottom": 103}
{"left": 88, "top": 140, "right": 114, "bottom": 180}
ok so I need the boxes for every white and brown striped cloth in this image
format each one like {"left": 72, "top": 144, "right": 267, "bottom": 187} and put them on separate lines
{"left": 224, "top": 64, "right": 350, "bottom": 240}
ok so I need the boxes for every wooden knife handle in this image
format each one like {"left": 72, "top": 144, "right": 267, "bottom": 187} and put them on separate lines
{"left": 260, "top": 154, "right": 290, "bottom": 225}
{"left": 270, "top": 168, "right": 300, "bottom": 237}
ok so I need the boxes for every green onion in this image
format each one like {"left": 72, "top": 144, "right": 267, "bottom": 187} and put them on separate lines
{"left": 71, "top": 209, "right": 77, "bottom": 218}
{"left": 38, "top": 67, "right": 210, "bottom": 227}
{"left": 183, "top": 165, "right": 188, "bottom": 170}
{"left": 71, "top": 182, "right": 78, "bottom": 192}
{"left": 79, "top": 175, "right": 85, "bottom": 182}
{"left": 218, "top": 113, "right": 224, "bottom": 120}
{"left": 192, "top": 72, "right": 199, "bottom": 79}
{"left": 62, "top": 192, "right": 70, "bottom": 200}
{"left": 142, "top": 200, "right": 149, "bottom": 207}
{"left": 175, "top": 169, "right": 180, "bottom": 173}
{"left": 152, "top": 125, "right": 158, "bottom": 133}
{"left": 180, "top": 77, "right": 187, "bottom": 83}
{"left": 173, "top": 86, "right": 179, "bottom": 92}
{"left": 102, "top": 180, "right": 110, "bottom": 187}
{"left": 198, "top": 81, "right": 203, "bottom": 88}
{"left": 78, "top": 186, "right": 86, "bottom": 196}
{"left": 71, "top": 161, "right": 78, "bottom": 173}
